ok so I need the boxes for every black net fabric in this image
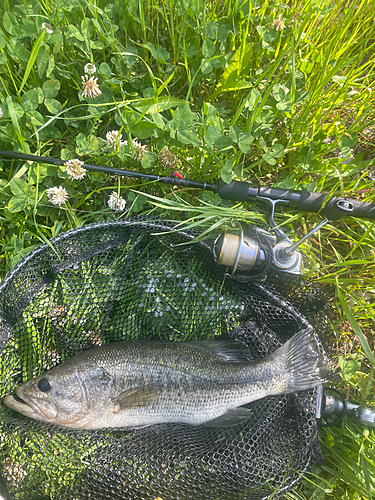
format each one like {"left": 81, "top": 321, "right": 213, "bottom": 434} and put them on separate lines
{"left": 0, "top": 218, "right": 332, "bottom": 500}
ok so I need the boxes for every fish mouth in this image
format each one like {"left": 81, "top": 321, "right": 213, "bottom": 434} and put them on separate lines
{"left": 4, "top": 388, "right": 57, "bottom": 420}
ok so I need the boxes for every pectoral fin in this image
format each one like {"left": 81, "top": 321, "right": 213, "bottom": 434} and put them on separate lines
{"left": 111, "top": 385, "right": 160, "bottom": 413}
{"left": 200, "top": 408, "right": 252, "bottom": 428}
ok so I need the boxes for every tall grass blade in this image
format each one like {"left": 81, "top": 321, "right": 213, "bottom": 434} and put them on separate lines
{"left": 361, "top": 453, "right": 373, "bottom": 500}
{"left": 19, "top": 30, "right": 45, "bottom": 93}
{"left": 6, "top": 96, "right": 24, "bottom": 150}
{"left": 337, "top": 283, "right": 375, "bottom": 367}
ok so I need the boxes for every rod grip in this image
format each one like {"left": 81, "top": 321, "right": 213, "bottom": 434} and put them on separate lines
{"left": 216, "top": 179, "right": 251, "bottom": 202}
{"left": 297, "top": 191, "right": 375, "bottom": 220}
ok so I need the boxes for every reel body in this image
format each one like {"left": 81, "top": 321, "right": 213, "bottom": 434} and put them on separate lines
{"left": 213, "top": 226, "right": 302, "bottom": 280}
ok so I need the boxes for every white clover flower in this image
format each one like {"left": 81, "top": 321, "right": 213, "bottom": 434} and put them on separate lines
{"left": 106, "top": 130, "right": 126, "bottom": 149}
{"left": 272, "top": 16, "right": 285, "bottom": 31}
{"left": 64, "top": 158, "right": 86, "bottom": 180}
{"left": 47, "top": 186, "right": 69, "bottom": 206}
{"left": 81, "top": 75, "right": 101, "bottom": 99}
{"left": 42, "top": 22, "right": 53, "bottom": 34}
{"left": 84, "top": 63, "right": 96, "bottom": 75}
{"left": 131, "top": 140, "right": 148, "bottom": 161}
{"left": 0, "top": 107, "right": 3, "bottom": 118}
{"left": 108, "top": 191, "right": 126, "bottom": 211}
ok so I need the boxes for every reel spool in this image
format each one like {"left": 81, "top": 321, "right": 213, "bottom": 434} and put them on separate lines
{"left": 214, "top": 229, "right": 267, "bottom": 275}
{"left": 213, "top": 226, "right": 302, "bottom": 280}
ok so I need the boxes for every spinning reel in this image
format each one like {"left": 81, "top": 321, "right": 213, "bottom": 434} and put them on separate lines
{"left": 213, "top": 196, "right": 330, "bottom": 280}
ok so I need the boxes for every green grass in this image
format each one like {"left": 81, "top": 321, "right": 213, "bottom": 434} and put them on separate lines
{"left": 0, "top": 0, "right": 375, "bottom": 498}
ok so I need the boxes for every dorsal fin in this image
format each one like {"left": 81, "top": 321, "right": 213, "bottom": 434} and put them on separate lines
{"left": 186, "top": 339, "right": 251, "bottom": 362}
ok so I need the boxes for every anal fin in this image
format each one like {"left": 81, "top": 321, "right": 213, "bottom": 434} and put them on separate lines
{"left": 200, "top": 408, "right": 252, "bottom": 428}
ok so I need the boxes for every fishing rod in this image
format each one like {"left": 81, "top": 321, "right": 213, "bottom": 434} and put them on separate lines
{"left": 0, "top": 149, "right": 373, "bottom": 280}
{"left": 1, "top": 149, "right": 375, "bottom": 222}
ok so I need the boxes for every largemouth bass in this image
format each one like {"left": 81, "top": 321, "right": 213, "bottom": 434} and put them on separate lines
{"left": 4, "top": 328, "right": 331, "bottom": 429}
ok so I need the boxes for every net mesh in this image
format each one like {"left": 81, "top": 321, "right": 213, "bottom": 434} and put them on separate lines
{"left": 0, "top": 218, "right": 332, "bottom": 500}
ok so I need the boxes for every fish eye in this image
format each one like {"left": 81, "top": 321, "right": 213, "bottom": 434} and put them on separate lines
{"left": 38, "top": 378, "right": 52, "bottom": 393}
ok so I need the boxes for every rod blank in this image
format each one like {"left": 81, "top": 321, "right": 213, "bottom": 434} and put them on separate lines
{"left": 1, "top": 150, "right": 374, "bottom": 221}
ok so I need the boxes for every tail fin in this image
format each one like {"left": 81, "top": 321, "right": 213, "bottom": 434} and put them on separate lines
{"left": 273, "top": 328, "right": 332, "bottom": 392}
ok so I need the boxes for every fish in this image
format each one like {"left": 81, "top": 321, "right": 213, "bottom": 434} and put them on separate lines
{"left": 3, "top": 328, "right": 331, "bottom": 430}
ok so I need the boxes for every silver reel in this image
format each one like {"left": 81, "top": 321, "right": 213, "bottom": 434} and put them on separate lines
{"left": 213, "top": 196, "right": 330, "bottom": 280}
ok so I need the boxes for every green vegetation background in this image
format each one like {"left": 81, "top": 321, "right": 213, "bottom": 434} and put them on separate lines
{"left": 0, "top": 0, "right": 374, "bottom": 498}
